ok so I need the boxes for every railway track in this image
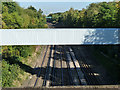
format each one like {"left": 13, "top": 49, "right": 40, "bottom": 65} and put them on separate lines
{"left": 64, "top": 46, "right": 87, "bottom": 85}
{"left": 23, "top": 46, "right": 47, "bottom": 87}
{"left": 34, "top": 45, "right": 49, "bottom": 87}
{"left": 78, "top": 56, "right": 99, "bottom": 85}
{"left": 51, "top": 45, "right": 56, "bottom": 86}
{"left": 60, "top": 47, "right": 64, "bottom": 86}
{"left": 30, "top": 45, "right": 101, "bottom": 87}
{"left": 76, "top": 46, "right": 102, "bottom": 85}
{"left": 42, "top": 45, "right": 54, "bottom": 87}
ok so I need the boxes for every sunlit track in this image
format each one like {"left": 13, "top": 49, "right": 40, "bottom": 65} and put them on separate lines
{"left": 24, "top": 46, "right": 47, "bottom": 87}
{"left": 34, "top": 45, "right": 49, "bottom": 87}
{"left": 50, "top": 46, "right": 64, "bottom": 86}
{"left": 20, "top": 45, "right": 116, "bottom": 87}
{"left": 42, "top": 45, "right": 53, "bottom": 87}
{"left": 79, "top": 57, "right": 99, "bottom": 85}
{"left": 68, "top": 47, "right": 87, "bottom": 85}
{"left": 64, "top": 46, "right": 74, "bottom": 85}
{"left": 66, "top": 52, "right": 78, "bottom": 85}
{"left": 62, "top": 46, "right": 71, "bottom": 86}
{"left": 42, "top": 45, "right": 55, "bottom": 87}
{"left": 80, "top": 46, "right": 116, "bottom": 85}
{"left": 64, "top": 46, "right": 82, "bottom": 85}
{"left": 51, "top": 46, "right": 56, "bottom": 86}
{"left": 55, "top": 46, "right": 62, "bottom": 86}
{"left": 73, "top": 46, "right": 100, "bottom": 85}
{"left": 60, "top": 46, "right": 64, "bottom": 86}
{"left": 31, "top": 45, "right": 103, "bottom": 87}
{"left": 46, "top": 45, "right": 96, "bottom": 86}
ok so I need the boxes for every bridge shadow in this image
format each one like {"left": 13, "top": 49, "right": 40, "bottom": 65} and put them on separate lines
{"left": 2, "top": 45, "right": 118, "bottom": 87}
{"left": 33, "top": 45, "right": 113, "bottom": 86}
{"left": 71, "top": 45, "right": 120, "bottom": 85}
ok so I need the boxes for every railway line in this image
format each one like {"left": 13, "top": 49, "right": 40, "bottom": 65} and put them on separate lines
{"left": 73, "top": 47, "right": 99, "bottom": 85}
{"left": 24, "top": 45, "right": 105, "bottom": 87}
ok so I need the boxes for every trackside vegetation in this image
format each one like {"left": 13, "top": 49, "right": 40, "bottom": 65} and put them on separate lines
{"left": 91, "top": 46, "right": 120, "bottom": 83}
{"left": 2, "top": 2, "right": 48, "bottom": 87}
{"left": 1, "top": 1, "right": 120, "bottom": 87}
{"left": 2, "top": 46, "right": 37, "bottom": 87}
{"left": 2, "top": 2, "right": 48, "bottom": 29}
{"left": 48, "top": 1, "right": 120, "bottom": 28}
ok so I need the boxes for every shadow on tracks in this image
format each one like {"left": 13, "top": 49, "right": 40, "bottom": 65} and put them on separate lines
{"left": 3, "top": 45, "right": 117, "bottom": 86}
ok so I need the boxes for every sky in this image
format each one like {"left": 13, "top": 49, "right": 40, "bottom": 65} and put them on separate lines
{"left": 14, "top": 0, "right": 115, "bottom": 2}
{"left": 17, "top": 0, "right": 116, "bottom": 15}
{"left": 18, "top": 2, "right": 93, "bottom": 15}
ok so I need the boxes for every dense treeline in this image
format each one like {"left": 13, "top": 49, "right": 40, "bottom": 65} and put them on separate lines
{"left": 2, "top": 2, "right": 48, "bottom": 29}
{"left": 2, "top": 46, "right": 36, "bottom": 87}
{"left": 48, "top": 1, "right": 120, "bottom": 28}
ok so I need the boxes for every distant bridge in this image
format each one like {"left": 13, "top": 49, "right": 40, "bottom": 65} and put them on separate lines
{"left": 46, "top": 16, "right": 52, "bottom": 19}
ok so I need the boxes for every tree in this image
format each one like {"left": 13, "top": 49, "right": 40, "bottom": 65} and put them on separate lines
{"left": 2, "top": 2, "right": 48, "bottom": 29}
{"left": 2, "top": 2, "right": 17, "bottom": 13}
{"left": 28, "top": 6, "right": 37, "bottom": 12}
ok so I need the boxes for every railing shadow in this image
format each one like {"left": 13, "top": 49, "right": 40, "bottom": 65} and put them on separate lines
{"left": 2, "top": 45, "right": 118, "bottom": 86}
{"left": 83, "top": 28, "right": 118, "bottom": 44}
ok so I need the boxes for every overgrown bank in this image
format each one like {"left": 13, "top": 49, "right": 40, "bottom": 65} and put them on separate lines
{"left": 2, "top": 46, "right": 43, "bottom": 87}
{"left": 91, "top": 46, "right": 120, "bottom": 84}
{"left": 1, "top": 2, "right": 48, "bottom": 87}
{"left": 2, "top": 2, "right": 48, "bottom": 29}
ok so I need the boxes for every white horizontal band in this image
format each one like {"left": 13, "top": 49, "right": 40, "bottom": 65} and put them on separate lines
{"left": 0, "top": 28, "right": 119, "bottom": 45}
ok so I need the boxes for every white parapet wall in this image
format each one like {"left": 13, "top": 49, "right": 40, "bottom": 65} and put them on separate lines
{"left": 0, "top": 28, "right": 119, "bottom": 45}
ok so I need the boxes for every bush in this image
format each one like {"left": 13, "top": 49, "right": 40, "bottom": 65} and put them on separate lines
{"left": 2, "top": 46, "right": 36, "bottom": 87}
{"left": 2, "top": 2, "right": 48, "bottom": 29}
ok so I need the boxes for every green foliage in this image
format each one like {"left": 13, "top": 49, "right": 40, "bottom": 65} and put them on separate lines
{"left": 2, "top": 2, "right": 48, "bottom": 29}
{"left": 16, "top": 46, "right": 35, "bottom": 58}
{"left": 0, "top": 14, "right": 2, "bottom": 29}
{"left": 95, "top": 2, "right": 117, "bottom": 27}
{"left": 48, "top": 1, "right": 119, "bottom": 28}
{"left": 92, "top": 45, "right": 120, "bottom": 82}
{"left": 2, "top": 12, "right": 23, "bottom": 28}
{"left": 28, "top": 6, "right": 37, "bottom": 12}
{"left": 2, "top": 46, "right": 36, "bottom": 87}
{"left": 116, "top": 1, "right": 120, "bottom": 26}
{"left": 2, "top": 59, "right": 20, "bottom": 87}
{"left": 2, "top": 2, "right": 17, "bottom": 13}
